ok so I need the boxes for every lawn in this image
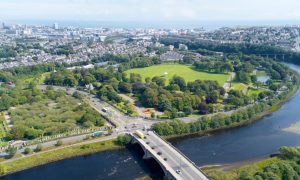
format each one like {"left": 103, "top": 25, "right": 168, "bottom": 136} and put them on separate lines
{"left": 248, "top": 88, "right": 267, "bottom": 96}
{"left": 231, "top": 83, "right": 248, "bottom": 93}
{"left": 21, "top": 72, "right": 51, "bottom": 85}
{"left": 256, "top": 70, "right": 267, "bottom": 77}
{"left": 125, "top": 64, "right": 230, "bottom": 86}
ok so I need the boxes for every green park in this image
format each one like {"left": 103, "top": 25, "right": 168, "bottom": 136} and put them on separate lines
{"left": 125, "top": 64, "right": 230, "bottom": 85}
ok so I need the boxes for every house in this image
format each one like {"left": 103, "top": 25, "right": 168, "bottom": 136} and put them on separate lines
{"left": 160, "top": 51, "right": 184, "bottom": 61}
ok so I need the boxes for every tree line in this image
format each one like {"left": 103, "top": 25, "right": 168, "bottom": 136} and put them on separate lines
{"left": 160, "top": 36, "right": 300, "bottom": 65}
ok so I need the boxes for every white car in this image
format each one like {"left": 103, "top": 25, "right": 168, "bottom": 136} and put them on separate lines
{"left": 176, "top": 169, "right": 182, "bottom": 174}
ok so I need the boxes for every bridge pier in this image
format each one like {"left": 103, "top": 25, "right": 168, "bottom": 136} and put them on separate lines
{"left": 129, "top": 132, "right": 210, "bottom": 180}
{"left": 130, "top": 136, "right": 176, "bottom": 180}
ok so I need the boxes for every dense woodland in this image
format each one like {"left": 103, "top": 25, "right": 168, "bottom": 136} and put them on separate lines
{"left": 160, "top": 36, "right": 300, "bottom": 65}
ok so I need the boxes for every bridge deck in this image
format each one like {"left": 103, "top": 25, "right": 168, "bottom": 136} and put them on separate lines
{"left": 132, "top": 131, "right": 209, "bottom": 180}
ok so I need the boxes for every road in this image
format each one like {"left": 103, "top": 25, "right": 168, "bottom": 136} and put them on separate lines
{"left": 4, "top": 85, "right": 211, "bottom": 179}
{"left": 223, "top": 72, "right": 236, "bottom": 90}
{"left": 38, "top": 85, "right": 155, "bottom": 128}
{"left": 7, "top": 85, "right": 156, "bottom": 154}
{"left": 134, "top": 131, "right": 209, "bottom": 180}
{"left": 9, "top": 134, "right": 119, "bottom": 163}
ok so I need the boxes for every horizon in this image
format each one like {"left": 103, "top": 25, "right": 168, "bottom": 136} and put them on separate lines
{"left": 3, "top": 19, "right": 300, "bottom": 29}
{"left": 1, "top": 0, "right": 300, "bottom": 29}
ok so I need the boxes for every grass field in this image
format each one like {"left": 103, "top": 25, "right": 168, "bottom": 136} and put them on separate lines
{"left": 248, "top": 88, "right": 267, "bottom": 96}
{"left": 231, "top": 83, "right": 248, "bottom": 93}
{"left": 125, "top": 64, "right": 230, "bottom": 86}
{"left": 256, "top": 70, "right": 267, "bottom": 77}
{"left": 21, "top": 72, "right": 51, "bottom": 85}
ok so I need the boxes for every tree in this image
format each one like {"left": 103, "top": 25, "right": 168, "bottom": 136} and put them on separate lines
{"left": 10, "top": 125, "right": 27, "bottom": 140}
{"left": 140, "top": 88, "right": 158, "bottom": 107}
{"left": 251, "top": 75, "right": 257, "bottom": 83}
{"left": 24, "top": 147, "right": 33, "bottom": 155}
{"left": 206, "top": 91, "right": 219, "bottom": 104}
{"left": 118, "top": 82, "right": 132, "bottom": 93}
{"left": 151, "top": 112, "right": 156, "bottom": 118}
{"left": 199, "top": 102, "right": 209, "bottom": 114}
{"left": 158, "top": 95, "right": 172, "bottom": 111}
{"left": 56, "top": 140, "right": 63, "bottom": 146}
{"left": 79, "top": 111, "right": 104, "bottom": 127}
{"left": 170, "top": 75, "right": 186, "bottom": 91}
{"left": 25, "top": 128, "right": 43, "bottom": 140}
{"left": 130, "top": 73, "right": 142, "bottom": 83}
{"left": 116, "top": 134, "right": 132, "bottom": 146}
{"left": 222, "top": 62, "right": 234, "bottom": 73}
{"left": 168, "top": 84, "right": 180, "bottom": 91}
{"left": 35, "top": 144, "right": 43, "bottom": 152}
{"left": 183, "top": 106, "right": 193, "bottom": 115}
{"left": 6, "top": 146, "right": 17, "bottom": 158}
{"left": 72, "top": 91, "right": 85, "bottom": 100}
{"left": 81, "top": 73, "right": 96, "bottom": 85}
{"left": 184, "top": 54, "right": 197, "bottom": 64}
{"left": 64, "top": 74, "right": 78, "bottom": 87}
{"left": 237, "top": 71, "right": 251, "bottom": 84}
{"left": 152, "top": 76, "right": 166, "bottom": 87}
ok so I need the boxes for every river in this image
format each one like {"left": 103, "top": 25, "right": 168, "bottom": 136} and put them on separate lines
{"left": 2, "top": 63, "right": 300, "bottom": 180}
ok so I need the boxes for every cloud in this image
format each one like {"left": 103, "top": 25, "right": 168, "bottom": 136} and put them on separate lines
{"left": 0, "top": 0, "right": 299, "bottom": 22}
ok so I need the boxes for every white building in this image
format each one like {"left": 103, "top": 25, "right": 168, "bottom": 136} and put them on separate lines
{"left": 179, "top": 44, "right": 188, "bottom": 51}
{"left": 160, "top": 51, "right": 184, "bottom": 61}
{"left": 53, "top": 23, "right": 59, "bottom": 30}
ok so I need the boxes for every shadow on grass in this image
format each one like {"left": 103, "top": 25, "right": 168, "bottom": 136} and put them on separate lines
{"left": 190, "top": 67, "right": 230, "bottom": 75}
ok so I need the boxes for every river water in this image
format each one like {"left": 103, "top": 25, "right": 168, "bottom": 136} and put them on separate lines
{"left": 2, "top": 63, "right": 300, "bottom": 180}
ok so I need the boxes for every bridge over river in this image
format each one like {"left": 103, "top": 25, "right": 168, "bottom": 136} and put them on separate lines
{"left": 130, "top": 131, "right": 209, "bottom": 180}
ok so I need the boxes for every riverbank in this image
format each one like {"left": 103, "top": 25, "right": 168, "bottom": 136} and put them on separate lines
{"left": 0, "top": 138, "right": 123, "bottom": 176}
{"left": 201, "top": 156, "right": 269, "bottom": 172}
{"left": 283, "top": 121, "right": 300, "bottom": 135}
{"left": 165, "top": 80, "right": 300, "bottom": 141}
{"left": 203, "top": 146, "right": 300, "bottom": 180}
{"left": 4, "top": 80, "right": 298, "bottom": 178}
{"left": 202, "top": 156, "right": 280, "bottom": 180}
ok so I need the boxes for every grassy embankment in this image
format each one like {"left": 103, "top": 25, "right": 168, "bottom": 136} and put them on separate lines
{"left": 0, "top": 139, "right": 122, "bottom": 176}
{"left": 204, "top": 146, "right": 300, "bottom": 179}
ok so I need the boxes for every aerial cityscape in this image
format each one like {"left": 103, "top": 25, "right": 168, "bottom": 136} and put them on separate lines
{"left": 0, "top": 0, "right": 300, "bottom": 180}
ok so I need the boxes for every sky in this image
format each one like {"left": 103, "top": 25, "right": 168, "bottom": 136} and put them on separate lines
{"left": 0, "top": 0, "right": 300, "bottom": 27}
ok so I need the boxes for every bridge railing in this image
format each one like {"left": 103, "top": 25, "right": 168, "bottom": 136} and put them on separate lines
{"left": 152, "top": 131, "right": 210, "bottom": 179}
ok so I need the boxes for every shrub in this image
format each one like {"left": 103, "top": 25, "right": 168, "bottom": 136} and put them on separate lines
{"left": 34, "top": 144, "right": 43, "bottom": 152}
{"left": 6, "top": 146, "right": 17, "bottom": 158}
{"left": 24, "top": 147, "right": 33, "bottom": 155}
{"left": 55, "top": 140, "right": 63, "bottom": 146}
{"left": 116, "top": 135, "right": 132, "bottom": 146}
